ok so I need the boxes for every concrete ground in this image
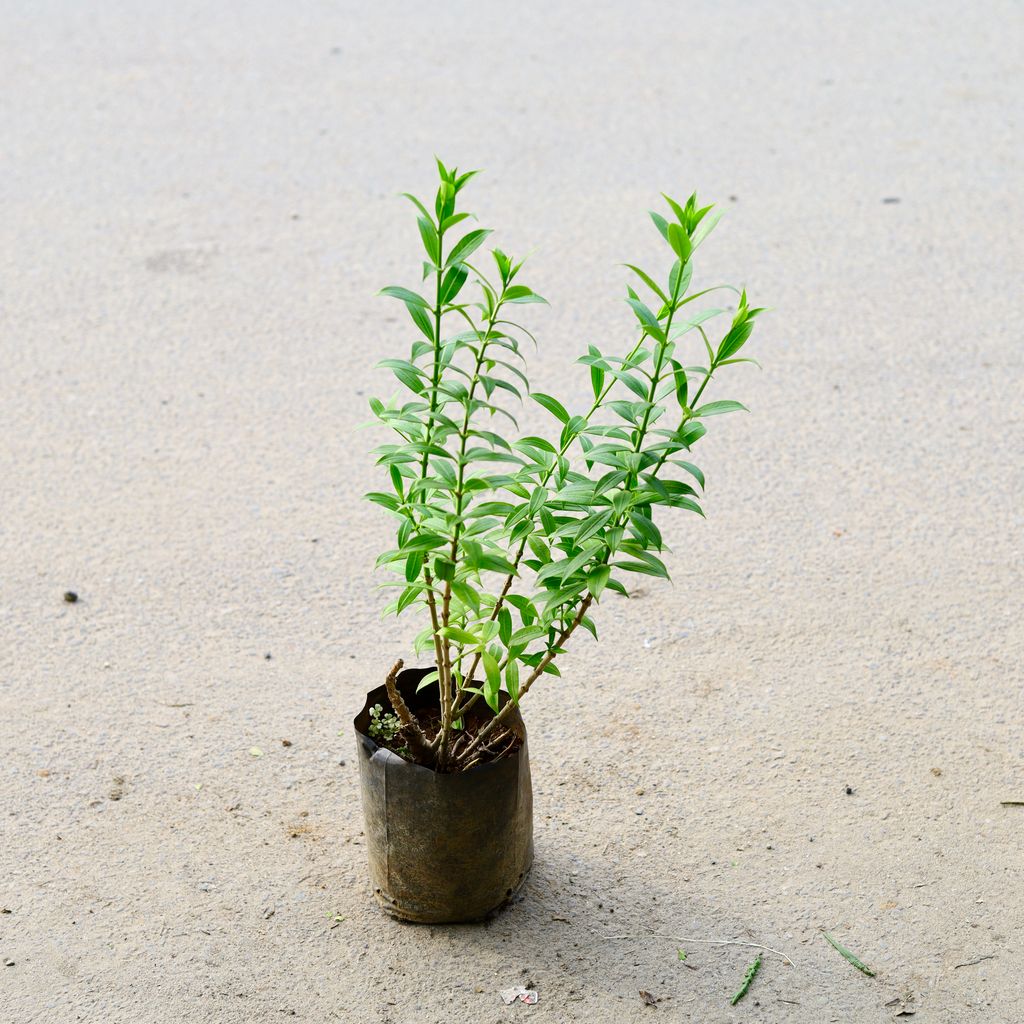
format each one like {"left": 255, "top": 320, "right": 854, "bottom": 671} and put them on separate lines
{"left": 2, "top": 2, "right": 1021, "bottom": 1021}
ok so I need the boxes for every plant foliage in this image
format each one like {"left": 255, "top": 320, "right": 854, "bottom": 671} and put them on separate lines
{"left": 367, "top": 159, "right": 764, "bottom": 770}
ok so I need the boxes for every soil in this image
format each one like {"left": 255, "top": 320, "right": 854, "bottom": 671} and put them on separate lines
{"left": 381, "top": 702, "right": 523, "bottom": 770}
{"left": 2, "top": 4, "right": 1021, "bottom": 1023}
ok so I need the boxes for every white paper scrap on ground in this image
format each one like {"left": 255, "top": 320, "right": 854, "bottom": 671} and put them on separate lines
{"left": 500, "top": 987, "right": 539, "bottom": 1005}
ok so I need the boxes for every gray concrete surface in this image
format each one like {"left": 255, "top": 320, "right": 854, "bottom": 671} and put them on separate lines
{"left": 2, "top": 1, "right": 1022, "bottom": 1021}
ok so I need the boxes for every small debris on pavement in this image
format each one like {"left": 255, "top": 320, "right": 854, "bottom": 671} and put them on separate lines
{"left": 249, "top": 747, "right": 264, "bottom": 758}
{"left": 500, "top": 986, "right": 538, "bottom": 1005}
{"left": 953, "top": 955, "right": 995, "bottom": 969}
{"left": 63, "top": 591, "right": 78, "bottom": 603}
{"left": 731, "top": 955, "right": 762, "bottom": 1005}
{"left": 282, "top": 739, "right": 293, "bottom": 747}
{"left": 823, "top": 931, "right": 875, "bottom": 976}
{"left": 639, "top": 990, "right": 658, "bottom": 1006}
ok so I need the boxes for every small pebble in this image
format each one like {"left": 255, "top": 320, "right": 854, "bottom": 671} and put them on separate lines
{"left": 63, "top": 591, "right": 78, "bottom": 603}
{"left": 4, "top": 959, "right": 14, "bottom": 967}
{"left": 264, "top": 653, "right": 272, "bottom": 661}
{"left": 845, "top": 786, "right": 854, "bottom": 795}
{"left": 282, "top": 739, "right": 292, "bottom": 747}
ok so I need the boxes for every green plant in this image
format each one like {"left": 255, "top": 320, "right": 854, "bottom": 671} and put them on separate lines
{"left": 366, "top": 703, "right": 402, "bottom": 744}
{"left": 367, "top": 159, "right": 763, "bottom": 771}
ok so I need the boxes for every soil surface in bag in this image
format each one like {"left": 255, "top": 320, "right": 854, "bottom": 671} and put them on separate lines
{"left": 368, "top": 687, "right": 522, "bottom": 771}
{"left": 353, "top": 666, "right": 534, "bottom": 923}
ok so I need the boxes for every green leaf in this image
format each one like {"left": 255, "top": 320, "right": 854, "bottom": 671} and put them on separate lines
{"left": 668, "top": 259, "right": 693, "bottom": 300}
{"left": 401, "top": 533, "right": 448, "bottom": 553}
{"left": 676, "top": 461, "right": 705, "bottom": 488}
{"left": 405, "top": 301, "right": 435, "bottom": 341}
{"left": 482, "top": 651, "right": 501, "bottom": 712}
{"left": 379, "top": 285, "right": 430, "bottom": 308}
{"left": 661, "top": 193, "right": 687, "bottom": 226}
{"left": 404, "top": 552, "right": 423, "bottom": 582}
{"left": 530, "top": 392, "right": 570, "bottom": 423}
{"left": 440, "top": 264, "right": 468, "bottom": 303}
{"left": 623, "top": 263, "right": 668, "bottom": 305}
{"left": 401, "top": 192, "right": 432, "bottom": 223}
{"left": 498, "top": 607, "right": 513, "bottom": 646}
{"left": 575, "top": 509, "right": 613, "bottom": 544}
{"left": 439, "top": 625, "right": 480, "bottom": 646}
{"left": 667, "top": 222, "right": 692, "bottom": 262}
{"left": 717, "top": 319, "right": 754, "bottom": 361}
{"left": 505, "top": 285, "right": 547, "bottom": 304}
{"left": 417, "top": 217, "right": 440, "bottom": 263}
{"left": 692, "top": 400, "right": 748, "bottom": 417}
{"left": 649, "top": 210, "right": 670, "bottom": 241}
{"left": 670, "top": 358, "right": 688, "bottom": 409}
{"left": 364, "top": 491, "right": 400, "bottom": 511}
{"left": 446, "top": 228, "right": 491, "bottom": 268}
{"left": 395, "top": 585, "right": 421, "bottom": 614}
{"left": 690, "top": 208, "right": 723, "bottom": 249}
{"left": 626, "top": 297, "right": 665, "bottom": 342}
{"left": 822, "top": 933, "right": 875, "bottom": 977}
{"left": 432, "top": 556, "right": 455, "bottom": 581}
{"left": 450, "top": 580, "right": 480, "bottom": 612}
{"left": 505, "top": 660, "right": 520, "bottom": 702}
{"left": 587, "top": 564, "right": 611, "bottom": 599}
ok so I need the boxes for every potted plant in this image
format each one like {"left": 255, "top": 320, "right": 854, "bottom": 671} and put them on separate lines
{"left": 355, "top": 159, "right": 763, "bottom": 923}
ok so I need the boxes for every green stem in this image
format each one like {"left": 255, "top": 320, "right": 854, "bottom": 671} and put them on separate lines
{"left": 436, "top": 294, "right": 505, "bottom": 764}
{"left": 453, "top": 325, "right": 655, "bottom": 707}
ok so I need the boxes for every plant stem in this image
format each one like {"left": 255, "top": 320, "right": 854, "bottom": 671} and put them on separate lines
{"left": 421, "top": 229, "right": 456, "bottom": 755}
{"left": 453, "top": 594, "right": 593, "bottom": 767}
{"left": 437, "top": 297, "right": 505, "bottom": 766}
{"left": 453, "top": 326, "right": 655, "bottom": 710}
{"left": 381, "top": 659, "right": 432, "bottom": 760}
{"left": 454, "top": 274, "right": 687, "bottom": 725}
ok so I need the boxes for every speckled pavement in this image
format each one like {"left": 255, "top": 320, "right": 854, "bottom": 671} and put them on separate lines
{"left": 2, "top": 2, "right": 1021, "bottom": 1021}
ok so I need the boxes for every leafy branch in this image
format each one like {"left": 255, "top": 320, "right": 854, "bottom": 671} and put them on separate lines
{"left": 367, "top": 162, "right": 764, "bottom": 772}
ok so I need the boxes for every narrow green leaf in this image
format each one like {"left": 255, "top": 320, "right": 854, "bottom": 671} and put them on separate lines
{"left": 587, "top": 564, "right": 611, "bottom": 599}
{"left": 417, "top": 217, "right": 440, "bottom": 263}
{"left": 439, "top": 625, "right": 480, "bottom": 646}
{"left": 692, "top": 400, "right": 748, "bottom": 417}
{"left": 505, "top": 660, "right": 520, "bottom": 703}
{"left": 531, "top": 392, "right": 570, "bottom": 424}
{"left": 380, "top": 285, "right": 430, "bottom": 308}
{"left": 440, "top": 264, "right": 468, "bottom": 303}
{"left": 626, "top": 297, "right": 666, "bottom": 342}
{"left": 667, "top": 222, "right": 692, "bottom": 262}
{"left": 649, "top": 210, "right": 670, "bottom": 241}
{"left": 482, "top": 651, "right": 501, "bottom": 712}
{"left": 446, "top": 228, "right": 491, "bottom": 268}
{"left": 691, "top": 208, "right": 723, "bottom": 248}
{"left": 822, "top": 933, "right": 875, "bottom": 977}
{"left": 575, "top": 509, "right": 613, "bottom": 544}
{"left": 670, "top": 358, "right": 688, "bottom": 409}
{"left": 623, "top": 263, "right": 669, "bottom": 304}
